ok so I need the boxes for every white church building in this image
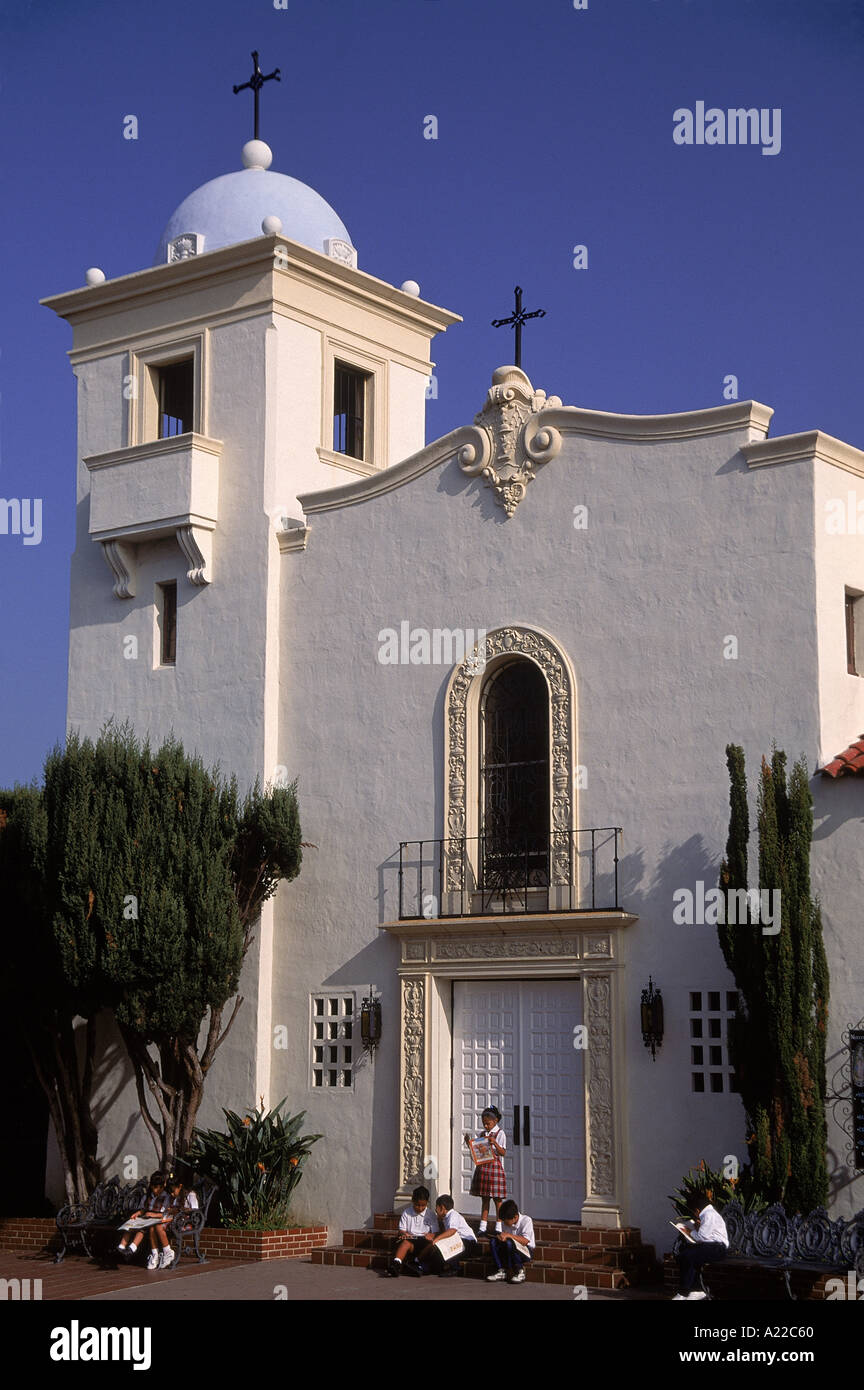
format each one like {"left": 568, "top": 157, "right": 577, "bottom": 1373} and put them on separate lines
{"left": 42, "top": 135, "right": 864, "bottom": 1260}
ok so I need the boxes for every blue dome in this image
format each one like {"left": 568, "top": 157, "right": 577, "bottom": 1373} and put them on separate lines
{"left": 155, "top": 166, "right": 353, "bottom": 265}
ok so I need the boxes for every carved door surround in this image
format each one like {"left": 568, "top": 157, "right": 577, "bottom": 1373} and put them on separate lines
{"left": 385, "top": 914, "right": 636, "bottom": 1230}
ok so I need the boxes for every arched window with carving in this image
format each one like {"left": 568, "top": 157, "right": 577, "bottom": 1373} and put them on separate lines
{"left": 479, "top": 659, "right": 550, "bottom": 908}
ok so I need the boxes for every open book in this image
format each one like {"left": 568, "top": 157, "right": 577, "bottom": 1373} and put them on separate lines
{"left": 670, "top": 1221, "right": 697, "bottom": 1244}
{"left": 437, "top": 1231, "right": 464, "bottom": 1261}
{"left": 118, "top": 1216, "right": 165, "bottom": 1230}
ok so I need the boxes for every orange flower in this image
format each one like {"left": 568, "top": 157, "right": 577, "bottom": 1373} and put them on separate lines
{"left": 289, "top": 1157, "right": 299, "bottom": 1167}
{"left": 243, "top": 1117, "right": 252, "bottom": 1127}
{"left": 257, "top": 1162, "right": 266, "bottom": 1172}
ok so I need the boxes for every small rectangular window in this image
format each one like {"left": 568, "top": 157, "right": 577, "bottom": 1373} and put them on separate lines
{"left": 710, "top": 1073, "right": 724, "bottom": 1093}
{"left": 156, "top": 581, "right": 177, "bottom": 666}
{"left": 156, "top": 358, "right": 194, "bottom": 439}
{"left": 690, "top": 992, "right": 702, "bottom": 1011}
{"left": 691, "top": 1046, "right": 704, "bottom": 1065}
{"left": 846, "top": 591, "right": 862, "bottom": 675}
{"left": 333, "top": 363, "right": 369, "bottom": 460}
{"left": 690, "top": 1019, "right": 703, "bottom": 1038}
{"left": 692, "top": 1074, "right": 705, "bottom": 1093}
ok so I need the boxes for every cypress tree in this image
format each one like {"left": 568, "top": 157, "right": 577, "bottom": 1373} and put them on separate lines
{"left": 718, "top": 745, "right": 829, "bottom": 1211}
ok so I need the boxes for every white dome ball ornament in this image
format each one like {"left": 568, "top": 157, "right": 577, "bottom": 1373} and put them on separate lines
{"left": 400, "top": 280, "right": 420, "bottom": 297}
{"left": 85, "top": 267, "right": 106, "bottom": 286}
{"left": 262, "top": 215, "right": 283, "bottom": 235}
{"left": 242, "top": 139, "right": 273, "bottom": 171}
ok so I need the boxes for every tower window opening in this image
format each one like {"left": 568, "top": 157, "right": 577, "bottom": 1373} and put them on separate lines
{"left": 333, "top": 362, "right": 369, "bottom": 460}
{"left": 156, "top": 358, "right": 194, "bottom": 439}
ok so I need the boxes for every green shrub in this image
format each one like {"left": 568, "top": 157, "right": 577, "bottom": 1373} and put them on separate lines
{"left": 669, "top": 1158, "right": 767, "bottom": 1218}
{"left": 186, "top": 1099, "right": 321, "bottom": 1227}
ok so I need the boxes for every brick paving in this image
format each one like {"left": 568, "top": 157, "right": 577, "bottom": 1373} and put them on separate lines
{"left": 0, "top": 1247, "right": 248, "bottom": 1301}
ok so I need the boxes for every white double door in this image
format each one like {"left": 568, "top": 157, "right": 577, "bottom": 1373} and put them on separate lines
{"left": 451, "top": 979, "right": 585, "bottom": 1221}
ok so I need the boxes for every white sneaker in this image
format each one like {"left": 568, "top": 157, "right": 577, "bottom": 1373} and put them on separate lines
{"left": 146, "top": 1250, "right": 160, "bottom": 1270}
{"left": 486, "top": 1269, "right": 507, "bottom": 1281}
{"left": 509, "top": 1270, "right": 526, "bottom": 1283}
{"left": 672, "top": 1293, "right": 687, "bottom": 1300}
{"left": 686, "top": 1291, "right": 707, "bottom": 1300}
{"left": 116, "top": 1243, "right": 127, "bottom": 1254}
{"left": 159, "top": 1247, "right": 175, "bottom": 1268}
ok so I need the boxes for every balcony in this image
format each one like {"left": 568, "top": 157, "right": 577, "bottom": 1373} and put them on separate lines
{"left": 85, "top": 432, "right": 222, "bottom": 597}
{"left": 397, "top": 829, "right": 622, "bottom": 920}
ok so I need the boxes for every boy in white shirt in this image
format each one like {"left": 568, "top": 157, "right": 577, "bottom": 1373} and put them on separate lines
{"left": 672, "top": 1189, "right": 729, "bottom": 1300}
{"left": 385, "top": 1186, "right": 438, "bottom": 1277}
{"left": 486, "top": 1199, "right": 535, "bottom": 1284}
{"left": 417, "top": 1194, "right": 478, "bottom": 1277}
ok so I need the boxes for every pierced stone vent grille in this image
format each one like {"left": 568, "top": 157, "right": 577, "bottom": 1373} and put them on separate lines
{"left": 311, "top": 994, "right": 355, "bottom": 1088}
{"left": 689, "top": 991, "right": 738, "bottom": 1094}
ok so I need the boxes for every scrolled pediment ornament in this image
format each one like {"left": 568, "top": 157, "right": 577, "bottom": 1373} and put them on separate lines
{"left": 457, "top": 366, "right": 563, "bottom": 516}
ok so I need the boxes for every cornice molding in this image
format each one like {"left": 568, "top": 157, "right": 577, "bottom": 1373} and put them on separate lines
{"left": 41, "top": 235, "right": 461, "bottom": 337}
{"left": 742, "top": 429, "right": 864, "bottom": 479}
{"left": 383, "top": 910, "right": 637, "bottom": 938}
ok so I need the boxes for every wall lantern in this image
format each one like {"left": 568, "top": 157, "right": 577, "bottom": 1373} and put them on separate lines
{"left": 640, "top": 976, "right": 664, "bottom": 1061}
{"left": 360, "top": 989, "right": 382, "bottom": 1052}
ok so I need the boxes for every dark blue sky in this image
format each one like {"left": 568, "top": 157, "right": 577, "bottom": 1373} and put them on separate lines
{"left": 1, "top": 0, "right": 862, "bottom": 786}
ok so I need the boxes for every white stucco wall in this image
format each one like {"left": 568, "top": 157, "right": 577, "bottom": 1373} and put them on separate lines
{"left": 269, "top": 400, "right": 862, "bottom": 1254}
{"left": 814, "top": 456, "right": 864, "bottom": 764}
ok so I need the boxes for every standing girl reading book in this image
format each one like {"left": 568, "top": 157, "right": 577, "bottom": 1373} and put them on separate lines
{"left": 464, "top": 1105, "right": 507, "bottom": 1234}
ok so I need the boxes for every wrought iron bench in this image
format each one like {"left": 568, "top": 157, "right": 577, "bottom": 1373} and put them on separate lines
{"left": 55, "top": 1174, "right": 218, "bottom": 1266}
{"left": 55, "top": 1175, "right": 149, "bottom": 1263}
{"left": 165, "top": 1177, "right": 218, "bottom": 1266}
{"left": 673, "top": 1200, "right": 864, "bottom": 1300}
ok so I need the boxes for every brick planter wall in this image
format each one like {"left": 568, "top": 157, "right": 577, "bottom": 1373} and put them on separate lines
{"left": 0, "top": 1217, "right": 327, "bottom": 1262}
{"left": 198, "top": 1226, "right": 328, "bottom": 1261}
{"left": 0, "top": 1218, "right": 60, "bottom": 1253}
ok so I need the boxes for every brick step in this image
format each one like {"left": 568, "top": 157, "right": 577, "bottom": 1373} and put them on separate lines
{"left": 343, "top": 1227, "right": 654, "bottom": 1270}
{"left": 370, "top": 1213, "right": 646, "bottom": 1249}
{"left": 309, "top": 1245, "right": 632, "bottom": 1288}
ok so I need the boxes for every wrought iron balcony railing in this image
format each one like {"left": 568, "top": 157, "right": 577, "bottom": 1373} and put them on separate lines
{"left": 397, "top": 829, "right": 622, "bottom": 919}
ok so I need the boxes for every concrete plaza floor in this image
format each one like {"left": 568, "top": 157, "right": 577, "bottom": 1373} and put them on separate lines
{"left": 0, "top": 1247, "right": 668, "bottom": 1301}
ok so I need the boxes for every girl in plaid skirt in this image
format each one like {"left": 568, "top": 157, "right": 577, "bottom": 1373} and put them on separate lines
{"left": 465, "top": 1105, "right": 507, "bottom": 1233}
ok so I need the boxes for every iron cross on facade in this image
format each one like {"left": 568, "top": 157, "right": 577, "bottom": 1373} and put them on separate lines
{"left": 491, "top": 287, "right": 546, "bottom": 370}
{"left": 233, "top": 51, "right": 281, "bottom": 140}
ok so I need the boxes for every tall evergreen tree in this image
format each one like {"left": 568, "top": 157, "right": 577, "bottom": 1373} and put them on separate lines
{"left": 718, "top": 745, "right": 829, "bottom": 1211}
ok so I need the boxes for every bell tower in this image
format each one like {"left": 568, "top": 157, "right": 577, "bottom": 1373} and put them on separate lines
{"left": 42, "top": 136, "right": 459, "bottom": 781}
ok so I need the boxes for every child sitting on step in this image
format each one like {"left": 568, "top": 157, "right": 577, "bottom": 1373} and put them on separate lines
{"left": 486, "top": 1199, "right": 535, "bottom": 1284}
{"left": 385, "top": 1186, "right": 438, "bottom": 1277}
{"left": 416, "top": 1194, "right": 478, "bottom": 1277}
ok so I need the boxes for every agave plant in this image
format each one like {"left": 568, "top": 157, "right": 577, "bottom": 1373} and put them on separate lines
{"left": 669, "top": 1158, "right": 767, "bottom": 1218}
{"left": 185, "top": 1099, "right": 321, "bottom": 1226}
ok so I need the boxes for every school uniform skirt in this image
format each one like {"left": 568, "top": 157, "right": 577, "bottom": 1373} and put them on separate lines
{"left": 470, "top": 1158, "right": 507, "bottom": 1200}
